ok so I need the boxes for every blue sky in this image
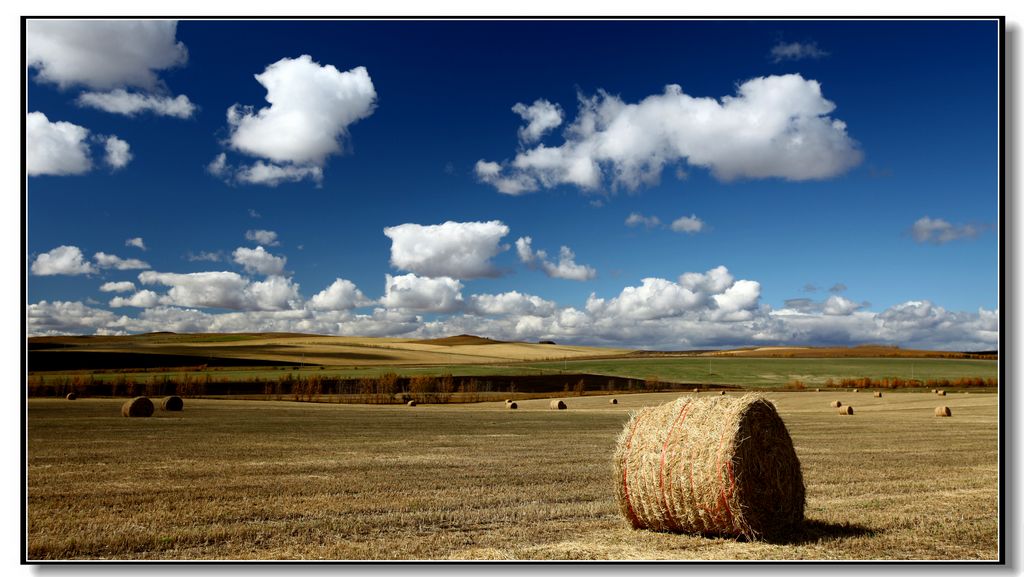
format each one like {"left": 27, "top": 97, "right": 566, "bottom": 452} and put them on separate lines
{"left": 25, "top": 19, "right": 1000, "bottom": 349}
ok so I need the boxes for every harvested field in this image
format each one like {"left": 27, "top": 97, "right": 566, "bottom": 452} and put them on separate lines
{"left": 25, "top": 391, "right": 998, "bottom": 560}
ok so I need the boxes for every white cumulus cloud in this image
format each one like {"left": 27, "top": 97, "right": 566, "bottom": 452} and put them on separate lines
{"left": 245, "top": 229, "right": 280, "bottom": 246}
{"left": 31, "top": 245, "right": 97, "bottom": 276}
{"left": 103, "top": 136, "right": 133, "bottom": 170}
{"left": 109, "top": 290, "right": 161, "bottom": 308}
{"left": 94, "top": 252, "right": 150, "bottom": 270}
{"left": 625, "top": 213, "right": 661, "bottom": 229}
{"left": 99, "top": 281, "right": 136, "bottom": 293}
{"left": 467, "top": 291, "right": 557, "bottom": 317}
{"left": 911, "top": 216, "right": 982, "bottom": 244}
{"left": 26, "top": 19, "right": 188, "bottom": 91}
{"left": 307, "top": 278, "right": 372, "bottom": 311}
{"left": 515, "top": 237, "right": 596, "bottom": 281}
{"left": 670, "top": 214, "right": 704, "bottom": 234}
{"left": 219, "top": 54, "right": 376, "bottom": 186}
{"left": 380, "top": 273, "right": 464, "bottom": 313}
{"left": 232, "top": 246, "right": 287, "bottom": 276}
{"left": 27, "top": 112, "right": 92, "bottom": 176}
{"left": 770, "top": 41, "right": 829, "bottom": 63}
{"left": 77, "top": 89, "right": 195, "bottom": 118}
{"left": 477, "top": 74, "right": 861, "bottom": 194}
{"left": 125, "top": 237, "right": 146, "bottom": 251}
{"left": 138, "top": 270, "right": 300, "bottom": 311}
{"left": 384, "top": 220, "right": 510, "bottom": 279}
{"left": 512, "top": 99, "right": 564, "bottom": 144}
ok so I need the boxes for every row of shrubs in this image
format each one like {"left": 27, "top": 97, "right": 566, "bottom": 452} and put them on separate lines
{"left": 786, "top": 376, "right": 997, "bottom": 390}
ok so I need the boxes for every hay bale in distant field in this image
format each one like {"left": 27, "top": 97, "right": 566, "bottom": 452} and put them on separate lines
{"left": 610, "top": 398, "right": 618, "bottom": 404}
{"left": 830, "top": 400, "right": 842, "bottom": 408}
{"left": 815, "top": 388, "right": 820, "bottom": 392}
{"left": 931, "top": 389, "right": 938, "bottom": 394}
{"left": 935, "top": 406, "right": 951, "bottom": 417}
{"left": 693, "top": 388, "right": 700, "bottom": 393}
{"left": 507, "top": 402, "right": 518, "bottom": 409}
{"left": 550, "top": 399, "right": 567, "bottom": 410}
{"left": 121, "top": 396, "right": 154, "bottom": 418}
{"left": 853, "top": 388, "right": 859, "bottom": 393}
{"left": 937, "top": 390, "right": 946, "bottom": 396}
{"left": 720, "top": 391, "right": 726, "bottom": 395}
{"left": 614, "top": 394, "right": 804, "bottom": 540}
{"left": 838, "top": 406, "right": 854, "bottom": 415}
{"left": 65, "top": 393, "right": 77, "bottom": 400}
{"left": 407, "top": 400, "right": 417, "bottom": 407}
{"left": 504, "top": 399, "right": 513, "bottom": 404}
{"left": 873, "top": 392, "right": 882, "bottom": 398}
{"left": 161, "top": 396, "right": 183, "bottom": 411}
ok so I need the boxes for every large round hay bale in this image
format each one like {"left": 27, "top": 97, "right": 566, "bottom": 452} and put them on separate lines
{"left": 550, "top": 399, "right": 567, "bottom": 410}
{"left": 937, "top": 390, "right": 946, "bottom": 396}
{"left": 65, "top": 392, "right": 77, "bottom": 400}
{"left": 161, "top": 395, "right": 184, "bottom": 411}
{"left": 507, "top": 401, "right": 518, "bottom": 409}
{"left": 407, "top": 400, "right": 417, "bottom": 407}
{"left": 121, "top": 396, "right": 154, "bottom": 418}
{"left": 935, "top": 406, "right": 952, "bottom": 417}
{"left": 610, "top": 398, "right": 618, "bottom": 405}
{"left": 613, "top": 394, "right": 804, "bottom": 540}
{"left": 838, "top": 406, "right": 854, "bottom": 415}
{"left": 830, "top": 400, "right": 842, "bottom": 408}
{"left": 873, "top": 391, "right": 882, "bottom": 398}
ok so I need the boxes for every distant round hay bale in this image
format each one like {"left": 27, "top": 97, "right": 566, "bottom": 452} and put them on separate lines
{"left": 550, "top": 399, "right": 567, "bottom": 410}
{"left": 507, "top": 402, "right": 518, "bottom": 409}
{"left": 65, "top": 392, "right": 77, "bottom": 400}
{"left": 815, "top": 388, "right": 820, "bottom": 392}
{"left": 504, "top": 399, "right": 513, "bottom": 404}
{"left": 838, "top": 406, "right": 854, "bottom": 415}
{"left": 614, "top": 394, "right": 804, "bottom": 540}
{"left": 610, "top": 398, "right": 618, "bottom": 404}
{"left": 121, "top": 396, "right": 154, "bottom": 418}
{"left": 931, "top": 389, "right": 938, "bottom": 394}
{"left": 720, "top": 391, "right": 727, "bottom": 395}
{"left": 853, "top": 388, "right": 859, "bottom": 393}
{"left": 161, "top": 395, "right": 184, "bottom": 411}
{"left": 830, "top": 400, "right": 842, "bottom": 408}
{"left": 873, "top": 391, "right": 882, "bottom": 398}
{"left": 935, "top": 406, "right": 951, "bottom": 417}
{"left": 937, "top": 390, "right": 946, "bottom": 396}
{"left": 406, "top": 400, "right": 417, "bottom": 407}
{"left": 693, "top": 388, "right": 700, "bottom": 393}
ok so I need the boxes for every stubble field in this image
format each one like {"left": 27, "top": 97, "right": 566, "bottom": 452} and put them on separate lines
{"left": 26, "top": 390, "right": 998, "bottom": 561}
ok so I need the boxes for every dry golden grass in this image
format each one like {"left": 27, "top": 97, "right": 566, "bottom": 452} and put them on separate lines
{"left": 27, "top": 391, "right": 998, "bottom": 560}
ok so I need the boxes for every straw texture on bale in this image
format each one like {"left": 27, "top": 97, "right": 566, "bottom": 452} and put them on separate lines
{"left": 610, "top": 398, "right": 618, "bottom": 404}
{"left": 838, "top": 406, "right": 854, "bottom": 415}
{"left": 65, "top": 393, "right": 77, "bottom": 400}
{"left": 121, "top": 396, "right": 154, "bottom": 418}
{"left": 507, "top": 402, "right": 518, "bottom": 409}
{"left": 830, "top": 400, "right": 842, "bottom": 408}
{"left": 613, "top": 394, "right": 804, "bottom": 540}
{"left": 873, "top": 392, "right": 882, "bottom": 398}
{"left": 407, "top": 400, "right": 417, "bottom": 406}
{"left": 161, "top": 396, "right": 184, "bottom": 411}
{"left": 550, "top": 399, "right": 567, "bottom": 410}
{"left": 935, "top": 406, "right": 952, "bottom": 417}
{"left": 938, "top": 390, "right": 946, "bottom": 396}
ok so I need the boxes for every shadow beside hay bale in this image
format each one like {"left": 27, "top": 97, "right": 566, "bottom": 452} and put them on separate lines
{"left": 121, "top": 396, "right": 154, "bottom": 417}
{"left": 614, "top": 394, "right": 804, "bottom": 540}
